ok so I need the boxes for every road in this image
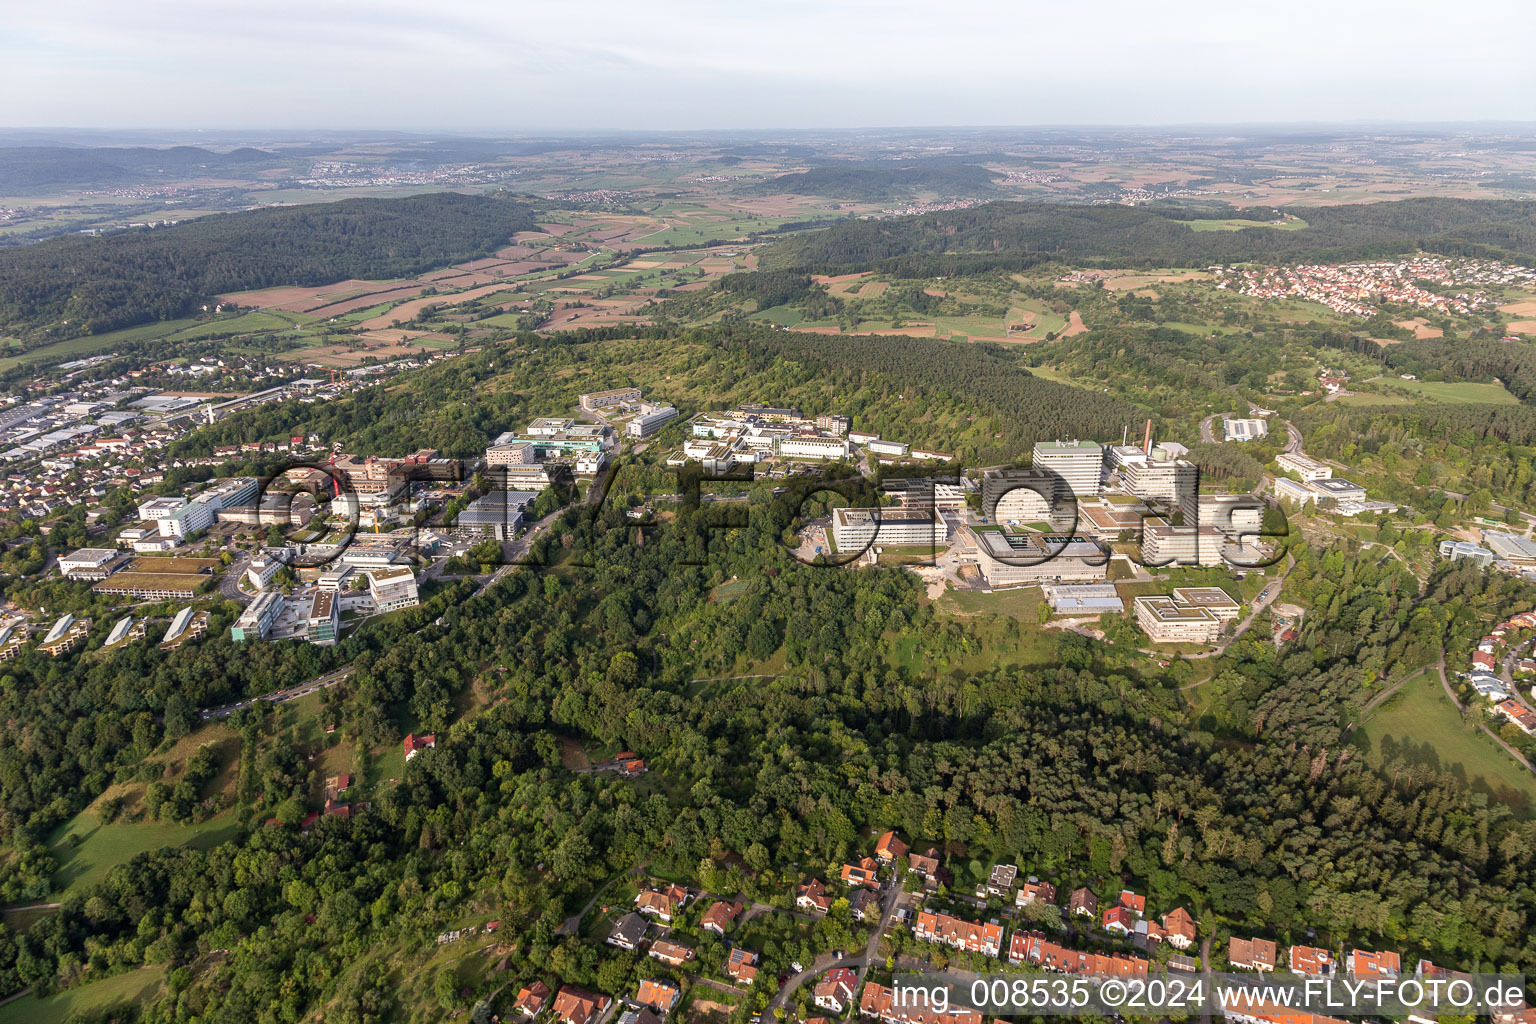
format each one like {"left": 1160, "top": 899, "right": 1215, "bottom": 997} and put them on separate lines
{"left": 216, "top": 550, "right": 255, "bottom": 605}
{"left": 768, "top": 879, "right": 904, "bottom": 1012}
{"left": 1434, "top": 653, "right": 1536, "bottom": 775}
{"left": 199, "top": 665, "right": 354, "bottom": 721}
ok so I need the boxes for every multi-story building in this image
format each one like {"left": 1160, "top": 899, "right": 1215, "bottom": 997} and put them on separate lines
{"left": 882, "top": 477, "right": 971, "bottom": 512}
{"left": 306, "top": 591, "right": 339, "bottom": 646}
{"left": 1276, "top": 451, "right": 1332, "bottom": 481}
{"left": 366, "top": 566, "right": 420, "bottom": 612}
{"left": 455, "top": 490, "right": 542, "bottom": 540}
{"left": 526, "top": 417, "right": 575, "bottom": 436}
{"left": 138, "top": 495, "right": 187, "bottom": 521}
{"left": 1439, "top": 539, "right": 1495, "bottom": 567}
{"left": 1486, "top": 531, "right": 1536, "bottom": 565}
{"left": 913, "top": 911, "right": 1004, "bottom": 958}
{"left": 195, "top": 476, "right": 259, "bottom": 511}
{"left": 1135, "top": 596, "right": 1214, "bottom": 643}
{"left": 158, "top": 500, "right": 214, "bottom": 539}
{"left": 579, "top": 387, "right": 642, "bottom": 411}
{"left": 1122, "top": 459, "right": 1198, "bottom": 523}
{"left": 231, "top": 591, "right": 283, "bottom": 642}
{"left": 779, "top": 436, "right": 851, "bottom": 460}
{"left": 982, "top": 468, "right": 1066, "bottom": 522}
{"left": 246, "top": 549, "right": 290, "bottom": 591}
{"left": 1031, "top": 440, "right": 1103, "bottom": 498}
{"left": 816, "top": 414, "right": 851, "bottom": 436}
{"left": 972, "top": 532, "right": 1108, "bottom": 587}
{"left": 831, "top": 508, "right": 947, "bottom": 551}
{"left": 59, "top": 547, "right": 123, "bottom": 580}
{"left": 627, "top": 406, "right": 679, "bottom": 438}
{"left": 1199, "top": 494, "right": 1264, "bottom": 539}
{"left": 868, "top": 439, "right": 910, "bottom": 457}
{"left": 486, "top": 441, "right": 537, "bottom": 466}
{"left": 1223, "top": 418, "right": 1268, "bottom": 442}
{"left": 1140, "top": 517, "right": 1225, "bottom": 567}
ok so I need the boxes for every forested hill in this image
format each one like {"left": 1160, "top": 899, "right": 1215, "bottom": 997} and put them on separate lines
{"left": 762, "top": 198, "right": 1536, "bottom": 271}
{"left": 0, "top": 192, "right": 536, "bottom": 338}
{"left": 720, "top": 325, "right": 1151, "bottom": 459}
{"left": 0, "top": 145, "right": 282, "bottom": 191}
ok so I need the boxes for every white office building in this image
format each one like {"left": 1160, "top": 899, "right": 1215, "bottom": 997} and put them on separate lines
{"left": 831, "top": 508, "right": 947, "bottom": 551}
{"left": 366, "top": 566, "right": 421, "bottom": 612}
{"left": 627, "top": 406, "right": 679, "bottom": 438}
{"left": 1031, "top": 440, "right": 1103, "bottom": 498}
{"left": 1276, "top": 452, "right": 1332, "bottom": 481}
{"left": 779, "top": 436, "right": 851, "bottom": 460}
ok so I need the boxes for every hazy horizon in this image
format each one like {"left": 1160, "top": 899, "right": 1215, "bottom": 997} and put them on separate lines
{"left": 7, "top": 0, "right": 1535, "bottom": 132}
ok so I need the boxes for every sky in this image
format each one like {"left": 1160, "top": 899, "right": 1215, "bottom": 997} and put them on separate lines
{"left": 5, "top": 0, "right": 1535, "bottom": 131}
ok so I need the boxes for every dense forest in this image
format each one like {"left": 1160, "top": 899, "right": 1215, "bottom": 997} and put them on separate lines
{"left": 762, "top": 198, "right": 1536, "bottom": 270}
{"left": 0, "top": 193, "right": 535, "bottom": 338}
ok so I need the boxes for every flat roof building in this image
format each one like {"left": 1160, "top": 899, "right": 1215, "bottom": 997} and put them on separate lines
{"left": 1135, "top": 595, "right": 1225, "bottom": 644}
{"left": 1043, "top": 583, "right": 1124, "bottom": 614}
{"left": 367, "top": 566, "right": 420, "bottom": 613}
{"left": 231, "top": 591, "right": 283, "bottom": 642}
{"left": 831, "top": 508, "right": 947, "bottom": 552}
{"left": 972, "top": 531, "right": 1108, "bottom": 588}
{"left": 1276, "top": 451, "right": 1332, "bottom": 481}
{"left": 1223, "top": 418, "right": 1269, "bottom": 442}
{"left": 1439, "top": 539, "right": 1495, "bottom": 567}
{"left": 306, "top": 591, "right": 339, "bottom": 646}
{"left": 1031, "top": 440, "right": 1103, "bottom": 498}
{"left": 1485, "top": 532, "right": 1536, "bottom": 565}
{"left": 59, "top": 547, "right": 123, "bottom": 580}
{"left": 456, "top": 490, "right": 542, "bottom": 540}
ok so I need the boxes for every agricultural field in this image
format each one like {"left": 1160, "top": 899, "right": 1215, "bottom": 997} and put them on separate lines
{"left": 1358, "top": 376, "right": 1520, "bottom": 405}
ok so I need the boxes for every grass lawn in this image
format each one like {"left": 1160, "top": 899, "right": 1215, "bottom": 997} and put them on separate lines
{"left": 1360, "top": 672, "right": 1536, "bottom": 813}
{"left": 0, "top": 967, "right": 167, "bottom": 1024}
{"left": 0, "top": 319, "right": 196, "bottom": 371}
{"left": 1366, "top": 377, "right": 1520, "bottom": 405}
{"left": 1187, "top": 216, "right": 1310, "bottom": 232}
{"left": 47, "top": 810, "right": 241, "bottom": 894}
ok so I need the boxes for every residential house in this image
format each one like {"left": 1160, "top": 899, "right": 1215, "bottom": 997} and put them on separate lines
{"left": 841, "top": 857, "right": 881, "bottom": 889}
{"left": 1228, "top": 936, "right": 1277, "bottom": 972}
{"left": 552, "top": 987, "right": 611, "bottom": 1024}
{"left": 726, "top": 948, "right": 760, "bottom": 985}
{"left": 908, "top": 848, "right": 940, "bottom": 879}
{"left": 1162, "top": 908, "right": 1196, "bottom": 950}
{"left": 1102, "top": 905, "right": 1137, "bottom": 937}
{"left": 813, "top": 968, "right": 859, "bottom": 1013}
{"left": 977, "top": 864, "right": 1018, "bottom": 899}
{"left": 513, "top": 981, "right": 551, "bottom": 1017}
{"left": 698, "top": 900, "right": 740, "bottom": 935}
{"left": 617, "top": 1009, "right": 663, "bottom": 1024}
{"left": 1472, "top": 651, "right": 1497, "bottom": 672}
{"left": 849, "top": 888, "right": 881, "bottom": 922}
{"left": 875, "top": 831, "right": 909, "bottom": 863}
{"left": 1068, "top": 888, "right": 1098, "bottom": 918}
{"left": 913, "top": 910, "right": 1003, "bottom": 958}
{"left": 1289, "top": 945, "right": 1335, "bottom": 976}
{"left": 1016, "top": 878, "right": 1057, "bottom": 907}
{"left": 860, "top": 984, "right": 983, "bottom": 1024}
{"left": 648, "top": 940, "right": 695, "bottom": 967}
{"left": 797, "top": 879, "right": 833, "bottom": 914}
{"left": 636, "top": 980, "right": 680, "bottom": 1014}
{"left": 636, "top": 884, "right": 689, "bottom": 922}
{"left": 403, "top": 732, "right": 436, "bottom": 761}
{"left": 1116, "top": 890, "right": 1146, "bottom": 915}
{"left": 1008, "top": 931, "right": 1150, "bottom": 976}
{"left": 1348, "top": 949, "right": 1401, "bottom": 978}
{"left": 608, "top": 913, "right": 649, "bottom": 951}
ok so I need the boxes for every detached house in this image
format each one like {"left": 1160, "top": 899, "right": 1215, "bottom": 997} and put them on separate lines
{"left": 726, "top": 948, "right": 760, "bottom": 985}
{"left": 552, "top": 987, "right": 611, "bottom": 1024}
{"left": 813, "top": 968, "right": 859, "bottom": 1013}
{"left": 1016, "top": 878, "right": 1057, "bottom": 907}
{"left": 1102, "top": 905, "right": 1137, "bottom": 937}
{"left": 797, "top": 879, "right": 833, "bottom": 914}
{"left": 648, "top": 940, "right": 695, "bottom": 967}
{"left": 701, "top": 900, "right": 741, "bottom": 935}
{"left": 1068, "top": 888, "right": 1098, "bottom": 918}
{"left": 1349, "top": 949, "right": 1401, "bottom": 978}
{"left": 1161, "top": 908, "right": 1196, "bottom": 950}
{"left": 514, "top": 981, "right": 551, "bottom": 1017}
{"left": 1228, "top": 936, "right": 1277, "bottom": 972}
{"left": 841, "top": 857, "right": 881, "bottom": 889}
{"left": 875, "top": 830, "right": 909, "bottom": 863}
{"left": 1289, "top": 945, "right": 1335, "bottom": 976}
{"left": 608, "top": 913, "right": 649, "bottom": 951}
{"left": 636, "top": 980, "right": 680, "bottom": 1014}
{"left": 908, "top": 848, "right": 941, "bottom": 879}
{"left": 636, "top": 884, "right": 689, "bottom": 922}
